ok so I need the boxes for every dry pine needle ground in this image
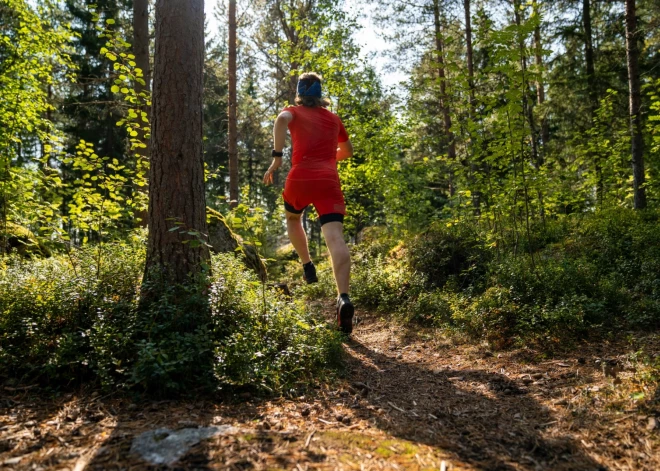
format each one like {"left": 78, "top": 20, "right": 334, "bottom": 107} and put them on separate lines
{"left": 1, "top": 309, "right": 658, "bottom": 470}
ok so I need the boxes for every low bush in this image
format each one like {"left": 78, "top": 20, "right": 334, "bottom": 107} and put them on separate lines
{"left": 0, "top": 241, "right": 342, "bottom": 395}
{"left": 306, "top": 209, "right": 660, "bottom": 346}
{"left": 406, "top": 221, "right": 491, "bottom": 290}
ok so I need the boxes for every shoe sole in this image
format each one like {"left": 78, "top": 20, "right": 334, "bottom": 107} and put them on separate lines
{"left": 338, "top": 302, "right": 354, "bottom": 335}
{"left": 304, "top": 276, "right": 318, "bottom": 284}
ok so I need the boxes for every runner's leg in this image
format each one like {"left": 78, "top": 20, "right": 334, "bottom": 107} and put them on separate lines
{"left": 321, "top": 221, "right": 350, "bottom": 295}
{"left": 286, "top": 210, "right": 311, "bottom": 265}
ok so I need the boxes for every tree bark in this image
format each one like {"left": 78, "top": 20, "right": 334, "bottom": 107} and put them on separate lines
{"left": 144, "top": 0, "right": 210, "bottom": 284}
{"left": 624, "top": 0, "right": 646, "bottom": 209}
{"left": 432, "top": 0, "right": 455, "bottom": 161}
{"left": 228, "top": 0, "right": 239, "bottom": 208}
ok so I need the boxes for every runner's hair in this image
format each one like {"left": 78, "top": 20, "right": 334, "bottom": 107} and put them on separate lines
{"left": 295, "top": 72, "right": 331, "bottom": 108}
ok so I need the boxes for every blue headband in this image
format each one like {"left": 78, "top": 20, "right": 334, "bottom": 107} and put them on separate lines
{"left": 297, "top": 79, "right": 322, "bottom": 98}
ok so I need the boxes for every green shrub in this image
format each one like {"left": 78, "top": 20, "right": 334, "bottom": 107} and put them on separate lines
{"left": 406, "top": 222, "right": 491, "bottom": 290}
{"left": 0, "top": 243, "right": 342, "bottom": 395}
{"left": 209, "top": 253, "right": 342, "bottom": 392}
{"left": 304, "top": 209, "right": 660, "bottom": 344}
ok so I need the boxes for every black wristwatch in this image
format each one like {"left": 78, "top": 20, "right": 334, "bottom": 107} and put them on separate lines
{"left": 272, "top": 150, "right": 284, "bottom": 157}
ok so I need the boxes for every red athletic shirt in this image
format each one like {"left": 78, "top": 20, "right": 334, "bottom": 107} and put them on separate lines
{"left": 284, "top": 106, "right": 349, "bottom": 172}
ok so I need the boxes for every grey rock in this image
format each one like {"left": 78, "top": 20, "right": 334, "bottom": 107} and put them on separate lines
{"left": 130, "top": 425, "right": 235, "bottom": 466}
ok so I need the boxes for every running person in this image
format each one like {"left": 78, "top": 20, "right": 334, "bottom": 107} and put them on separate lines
{"left": 263, "top": 72, "right": 355, "bottom": 334}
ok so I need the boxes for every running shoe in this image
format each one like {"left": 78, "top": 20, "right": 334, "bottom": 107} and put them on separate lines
{"left": 336, "top": 294, "right": 354, "bottom": 335}
{"left": 303, "top": 261, "right": 318, "bottom": 284}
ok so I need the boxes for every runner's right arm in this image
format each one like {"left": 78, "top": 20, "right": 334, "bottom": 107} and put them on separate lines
{"left": 264, "top": 111, "right": 293, "bottom": 185}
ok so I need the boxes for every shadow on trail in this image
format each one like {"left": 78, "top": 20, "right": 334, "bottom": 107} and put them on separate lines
{"left": 343, "top": 337, "right": 606, "bottom": 471}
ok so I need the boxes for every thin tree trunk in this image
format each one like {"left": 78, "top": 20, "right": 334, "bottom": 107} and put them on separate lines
{"left": 625, "top": 0, "right": 646, "bottom": 209}
{"left": 133, "top": 0, "right": 151, "bottom": 227}
{"left": 583, "top": 0, "right": 597, "bottom": 112}
{"left": 464, "top": 0, "right": 476, "bottom": 118}
{"left": 432, "top": 0, "right": 455, "bottom": 161}
{"left": 514, "top": 0, "right": 544, "bottom": 224}
{"left": 514, "top": 2, "right": 540, "bottom": 170}
{"left": 228, "top": 0, "right": 239, "bottom": 208}
{"left": 133, "top": 0, "right": 151, "bottom": 104}
{"left": 532, "top": 0, "right": 549, "bottom": 147}
{"left": 144, "top": 0, "right": 209, "bottom": 284}
{"left": 464, "top": 0, "right": 480, "bottom": 211}
{"left": 583, "top": 0, "right": 604, "bottom": 205}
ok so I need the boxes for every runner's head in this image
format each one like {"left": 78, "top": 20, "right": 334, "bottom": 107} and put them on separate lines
{"left": 295, "top": 72, "right": 331, "bottom": 108}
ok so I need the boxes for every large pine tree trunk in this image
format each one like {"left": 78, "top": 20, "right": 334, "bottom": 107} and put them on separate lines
{"left": 624, "top": 0, "right": 646, "bottom": 209}
{"left": 144, "top": 0, "right": 210, "bottom": 284}
{"left": 432, "top": 0, "right": 455, "bottom": 162}
{"left": 228, "top": 0, "right": 239, "bottom": 208}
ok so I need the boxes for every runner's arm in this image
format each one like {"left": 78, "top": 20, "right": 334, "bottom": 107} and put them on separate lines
{"left": 264, "top": 111, "right": 293, "bottom": 185}
{"left": 273, "top": 111, "right": 293, "bottom": 155}
{"left": 336, "top": 139, "right": 353, "bottom": 161}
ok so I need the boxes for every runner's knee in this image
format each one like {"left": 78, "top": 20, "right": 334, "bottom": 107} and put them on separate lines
{"left": 285, "top": 211, "right": 302, "bottom": 222}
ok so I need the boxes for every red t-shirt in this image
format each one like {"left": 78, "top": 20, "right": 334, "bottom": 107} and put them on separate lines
{"left": 284, "top": 106, "right": 349, "bottom": 168}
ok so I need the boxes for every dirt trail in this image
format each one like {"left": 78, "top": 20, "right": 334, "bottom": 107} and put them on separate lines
{"left": 1, "top": 310, "right": 658, "bottom": 470}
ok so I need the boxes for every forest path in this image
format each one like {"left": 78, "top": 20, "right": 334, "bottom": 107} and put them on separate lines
{"left": 1, "top": 309, "right": 658, "bottom": 470}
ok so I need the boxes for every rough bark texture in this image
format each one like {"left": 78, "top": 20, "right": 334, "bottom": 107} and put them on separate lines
{"left": 144, "top": 0, "right": 210, "bottom": 284}
{"left": 228, "top": 0, "right": 239, "bottom": 207}
{"left": 625, "top": 0, "right": 647, "bottom": 209}
{"left": 432, "top": 0, "right": 455, "bottom": 161}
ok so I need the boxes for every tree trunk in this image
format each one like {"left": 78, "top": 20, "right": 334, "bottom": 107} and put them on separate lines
{"left": 133, "top": 0, "right": 151, "bottom": 227}
{"left": 133, "top": 0, "right": 151, "bottom": 103}
{"left": 624, "top": 0, "right": 646, "bottom": 209}
{"left": 463, "top": 0, "right": 480, "bottom": 210}
{"left": 532, "top": 0, "right": 549, "bottom": 147}
{"left": 464, "top": 0, "right": 476, "bottom": 118}
{"left": 144, "top": 0, "right": 209, "bottom": 284}
{"left": 228, "top": 0, "right": 239, "bottom": 208}
{"left": 583, "top": 0, "right": 597, "bottom": 112}
{"left": 582, "top": 0, "right": 604, "bottom": 204}
{"left": 432, "top": 0, "right": 455, "bottom": 161}
{"left": 514, "top": 2, "right": 540, "bottom": 169}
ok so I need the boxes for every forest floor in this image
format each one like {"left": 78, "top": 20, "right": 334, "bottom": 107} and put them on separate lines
{"left": 1, "top": 303, "right": 659, "bottom": 471}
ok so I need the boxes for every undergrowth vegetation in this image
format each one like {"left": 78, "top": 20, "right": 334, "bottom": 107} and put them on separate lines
{"left": 303, "top": 209, "right": 660, "bottom": 349}
{"left": 0, "top": 239, "right": 342, "bottom": 395}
